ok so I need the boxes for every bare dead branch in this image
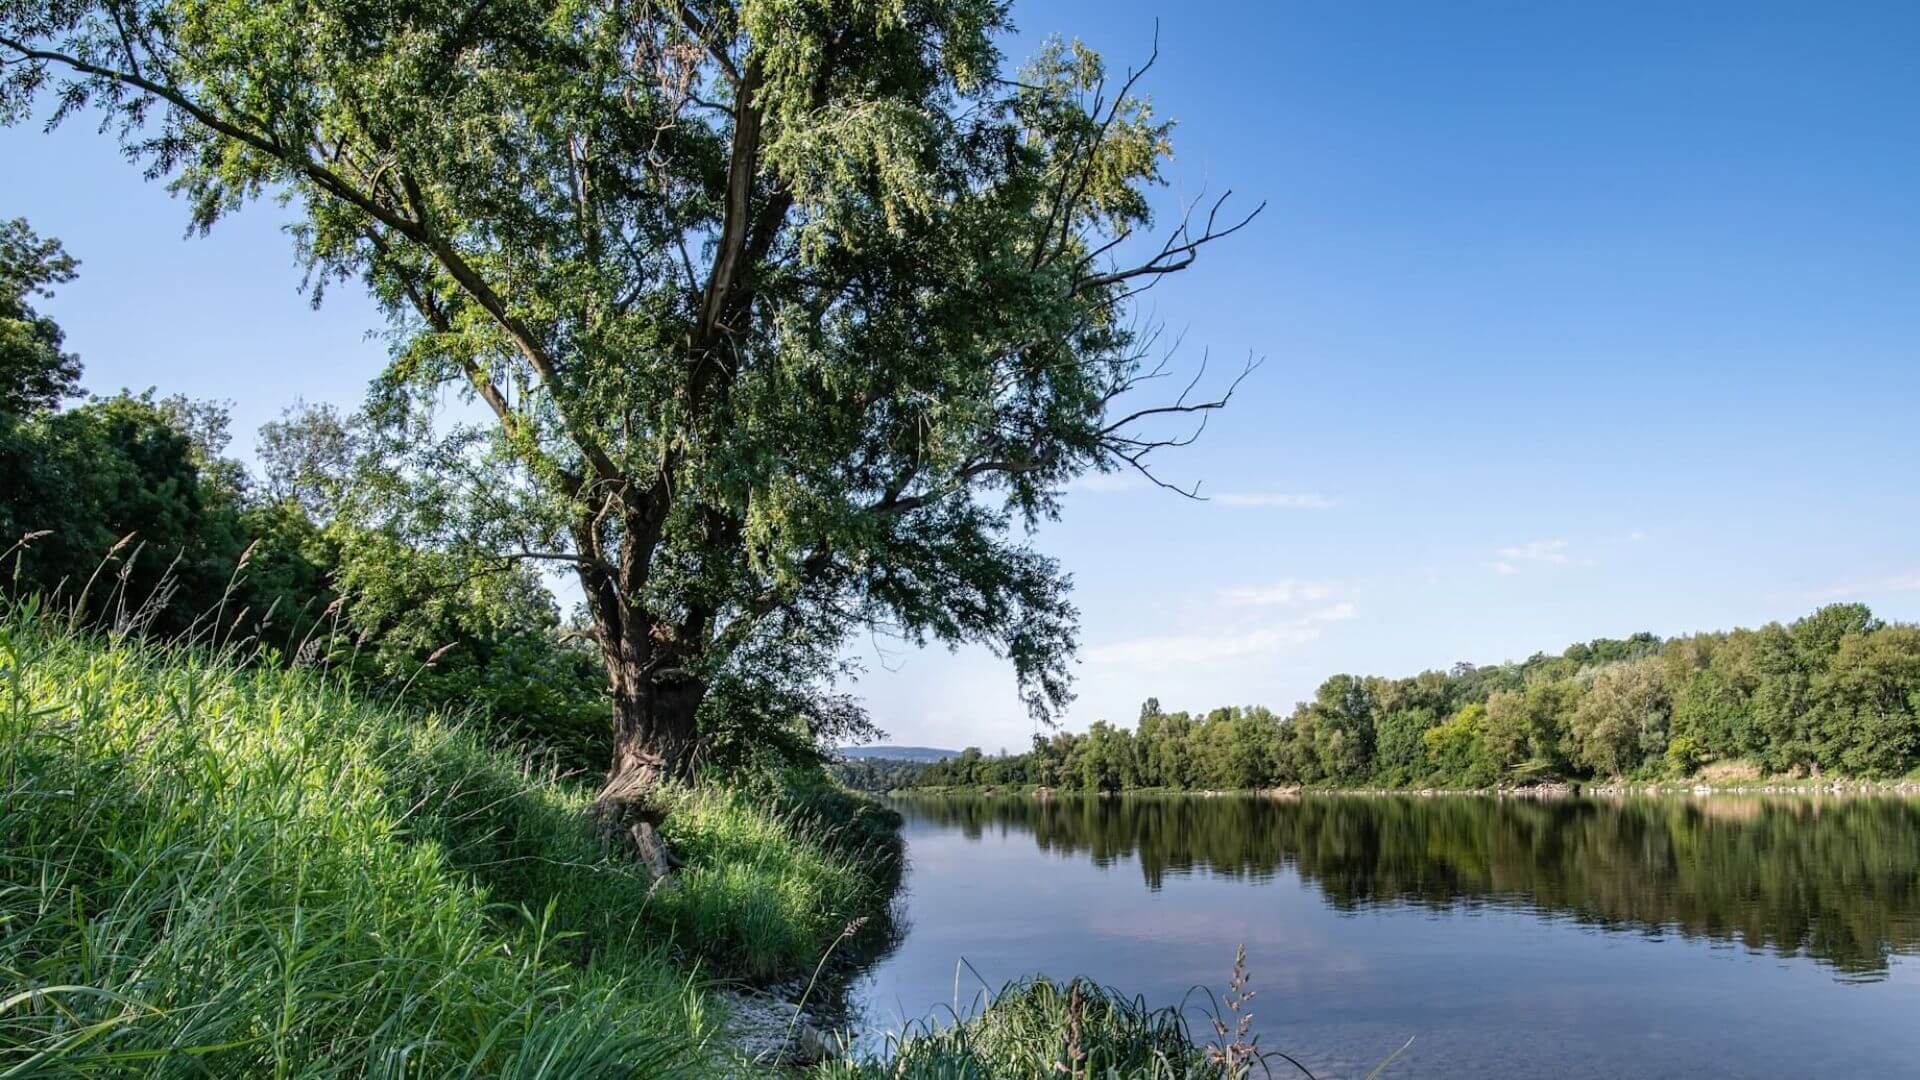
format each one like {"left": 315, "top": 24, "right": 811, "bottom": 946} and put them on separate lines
{"left": 1074, "top": 190, "right": 1264, "bottom": 295}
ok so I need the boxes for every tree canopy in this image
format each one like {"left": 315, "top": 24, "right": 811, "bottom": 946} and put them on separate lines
{"left": 2, "top": 0, "right": 1257, "bottom": 787}
{"left": 0, "top": 216, "right": 80, "bottom": 415}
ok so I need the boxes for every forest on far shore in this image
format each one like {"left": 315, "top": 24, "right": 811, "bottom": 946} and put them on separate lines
{"left": 862, "top": 604, "right": 1920, "bottom": 793}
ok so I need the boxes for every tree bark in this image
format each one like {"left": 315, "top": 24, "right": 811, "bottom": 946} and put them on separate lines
{"left": 591, "top": 659, "right": 706, "bottom": 875}
{"left": 606, "top": 661, "right": 705, "bottom": 787}
{"left": 576, "top": 544, "right": 710, "bottom": 871}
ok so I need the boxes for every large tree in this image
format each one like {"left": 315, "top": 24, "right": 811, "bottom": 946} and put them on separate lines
{"left": 1, "top": 1, "right": 1255, "bottom": 806}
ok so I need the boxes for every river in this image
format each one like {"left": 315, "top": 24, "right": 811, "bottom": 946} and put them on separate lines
{"left": 842, "top": 792, "right": 1920, "bottom": 1077}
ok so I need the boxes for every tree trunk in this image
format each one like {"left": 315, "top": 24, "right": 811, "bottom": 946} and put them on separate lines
{"left": 590, "top": 650, "right": 706, "bottom": 878}
{"left": 574, "top": 548, "right": 709, "bottom": 875}
{"left": 606, "top": 663, "right": 705, "bottom": 787}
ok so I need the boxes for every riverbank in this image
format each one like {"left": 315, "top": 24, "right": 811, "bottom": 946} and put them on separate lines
{"left": 0, "top": 608, "right": 902, "bottom": 1075}
{"left": 894, "top": 775, "right": 1920, "bottom": 800}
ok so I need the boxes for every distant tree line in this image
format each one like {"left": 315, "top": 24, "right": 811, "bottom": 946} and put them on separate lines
{"left": 829, "top": 756, "right": 937, "bottom": 793}
{"left": 908, "top": 606, "right": 1920, "bottom": 790}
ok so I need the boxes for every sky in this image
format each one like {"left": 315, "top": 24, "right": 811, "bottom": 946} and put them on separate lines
{"left": 6, "top": 1, "right": 1920, "bottom": 753}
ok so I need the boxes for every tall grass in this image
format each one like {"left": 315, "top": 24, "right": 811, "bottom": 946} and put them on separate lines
{"left": 818, "top": 977, "right": 1220, "bottom": 1079}
{"left": 652, "top": 785, "right": 898, "bottom": 982}
{"left": 820, "top": 960, "right": 1406, "bottom": 1079}
{"left": 0, "top": 599, "right": 899, "bottom": 1075}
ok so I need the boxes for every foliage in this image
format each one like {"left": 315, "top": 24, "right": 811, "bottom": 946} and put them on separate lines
{"left": 0, "top": 232, "right": 618, "bottom": 768}
{"left": 257, "top": 398, "right": 355, "bottom": 519}
{"left": 326, "top": 525, "right": 615, "bottom": 771}
{"left": 0, "top": 0, "right": 1256, "bottom": 780}
{"left": 0, "top": 215, "right": 79, "bottom": 414}
{"left": 830, "top": 754, "right": 933, "bottom": 793}
{"left": 909, "top": 605, "right": 1920, "bottom": 789}
{"left": 1421, "top": 704, "right": 1495, "bottom": 788}
{"left": 0, "top": 390, "right": 252, "bottom": 635}
{"left": 1813, "top": 625, "right": 1920, "bottom": 777}
{"left": 1568, "top": 657, "right": 1669, "bottom": 777}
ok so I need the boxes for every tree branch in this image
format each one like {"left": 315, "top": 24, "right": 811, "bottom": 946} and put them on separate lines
{"left": 697, "top": 56, "right": 765, "bottom": 343}
{"left": 1095, "top": 351, "right": 1262, "bottom": 499}
{"left": 665, "top": 0, "right": 741, "bottom": 87}
{"left": 0, "top": 35, "right": 626, "bottom": 490}
{"left": 1074, "top": 190, "right": 1264, "bottom": 294}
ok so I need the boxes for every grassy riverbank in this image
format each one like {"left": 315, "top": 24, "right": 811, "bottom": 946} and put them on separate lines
{"left": 0, "top": 605, "right": 899, "bottom": 1075}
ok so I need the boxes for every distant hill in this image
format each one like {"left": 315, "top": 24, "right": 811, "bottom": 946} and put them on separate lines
{"left": 837, "top": 745, "right": 960, "bottom": 763}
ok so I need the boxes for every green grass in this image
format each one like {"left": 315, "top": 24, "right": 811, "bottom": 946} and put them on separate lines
{"left": 822, "top": 973, "right": 1411, "bottom": 1080}
{"left": 818, "top": 977, "right": 1227, "bottom": 1080}
{"left": 0, "top": 601, "right": 898, "bottom": 1076}
{"left": 654, "top": 782, "right": 899, "bottom": 982}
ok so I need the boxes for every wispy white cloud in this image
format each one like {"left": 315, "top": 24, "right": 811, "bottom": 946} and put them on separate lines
{"left": 1211, "top": 492, "right": 1335, "bottom": 510}
{"left": 1491, "top": 538, "right": 1591, "bottom": 573}
{"left": 1085, "top": 624, "right": 1323, "bottom": 668}
{"left": 1309, "top": 601, "right": 1358, "bottom": 623}
{"left": 1498, "top": 539, "right": 1573, "bottom": 564}
{"left": 1085, "top": 601, "right": 1356, "bottom": 671}
{"left": 1808, "top": 573, "right": 1920, "bottom": 603}
{"left": 1217, "top": 579, "right": 1335, "bottom": 608}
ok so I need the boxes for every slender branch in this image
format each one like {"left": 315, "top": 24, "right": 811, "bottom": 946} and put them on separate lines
{"left": 1093, "top": 352, "right": 1262, "bottom": 499}
{"left": 1074, "top": 191, "right": 1264, "bottom": 294}
{"left": 498, "top": 548, "right": 617, "bottom": 574}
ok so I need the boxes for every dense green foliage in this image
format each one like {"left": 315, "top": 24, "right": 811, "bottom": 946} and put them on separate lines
{"left": 0, "top": 221, "right": 621, "bottom": 770}
{"left": 910, "top": 608, "right": 1920, "bottom": 790}
{"left": 896, "top": 792, "right": 1920, "bottom": 976}
{"left": 1, "top": 0, "right": 1252, "bottom": 781}
{"left": 831, "top": 754, "right": 937, "bottom": 793}
{"left": 0, "top": 216, "right": 80, "bottom": 414}
{"left": 0, "top": 604, "right": 901, "bottom": 1073}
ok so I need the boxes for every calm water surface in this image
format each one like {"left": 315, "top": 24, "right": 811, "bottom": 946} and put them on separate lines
{"left": 844, "top": 793, "right": 1920, "bottom": 1078}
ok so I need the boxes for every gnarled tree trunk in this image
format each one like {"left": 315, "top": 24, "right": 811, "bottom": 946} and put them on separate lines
{"left": 606, "top": 662, "right": 705, "bottom": 788}
{"left": 591, "top": 682, "right": 701, "bottom": 880}
{"left": 580, "top": 566, "right": 710, "bottom": 878}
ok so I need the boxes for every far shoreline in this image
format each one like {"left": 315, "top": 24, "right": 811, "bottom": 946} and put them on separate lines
{"left": 889, "top": 776, "right": 1920, "bottom": 800}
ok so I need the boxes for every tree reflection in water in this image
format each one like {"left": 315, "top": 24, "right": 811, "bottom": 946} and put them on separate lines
{"left": 893, "top": 793, "right": 1920, "bottom": 977}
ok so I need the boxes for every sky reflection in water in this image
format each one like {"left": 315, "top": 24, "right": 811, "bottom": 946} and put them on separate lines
{"left": 846, "top": 793, "right": 1920, "bottom": 1078}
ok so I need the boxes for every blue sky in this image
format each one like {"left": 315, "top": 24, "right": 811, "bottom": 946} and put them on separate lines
{"left": 6, "top": 1, "right": 1920, "bottom": 752}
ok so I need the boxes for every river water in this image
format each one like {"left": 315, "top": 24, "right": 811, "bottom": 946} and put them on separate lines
{"left": 843, "top": 793, "right": 1920, "bottom": 1077}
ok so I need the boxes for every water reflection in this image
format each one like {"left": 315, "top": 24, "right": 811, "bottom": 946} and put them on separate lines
{"left": 891, "top": 792, "right": 1920, "bottom": 977}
